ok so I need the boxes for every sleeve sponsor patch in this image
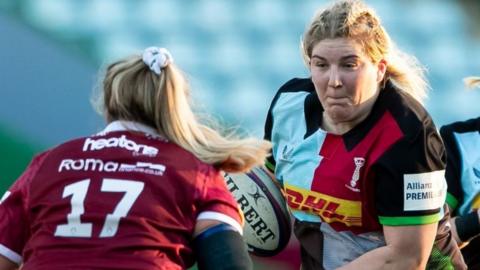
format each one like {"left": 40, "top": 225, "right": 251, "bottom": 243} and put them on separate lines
{"left": 403, "top": 170, "right": 446, "bottom": 211}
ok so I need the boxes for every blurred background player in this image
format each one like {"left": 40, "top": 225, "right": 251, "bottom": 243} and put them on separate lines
{"left": 441, "top": 76, "right": 480, "bottom": 270}
{"left": 0, "top": 47, "right": 271, "bottom": 270}
{"left": 263, "top": 0, "right": 466, "bottom": 269}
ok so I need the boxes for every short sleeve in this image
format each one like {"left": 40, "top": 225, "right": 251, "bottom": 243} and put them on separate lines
{"left": 264, "top": 106, "right": 276, "bottom": 173}
{"left": 0, "top": 152, "right": 47, "bottom": 264}
{"left": 263, "top": 86, "right": 279, "bottom": 173}
{"left": 375, "top": 123, "right": 447, "bottom": 226}
{"left": 439, "top": 125, "right": 463, "bottom": 211}
{"left": 263, "top": 78, "right": 317, "bottom": 174}
{"left": 195, "top": 164, "right": 243, "bottom": 233}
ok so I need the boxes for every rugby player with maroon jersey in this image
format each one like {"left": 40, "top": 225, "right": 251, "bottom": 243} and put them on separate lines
{"left": 0, "top": 47, "right": 271, "bottom": 270}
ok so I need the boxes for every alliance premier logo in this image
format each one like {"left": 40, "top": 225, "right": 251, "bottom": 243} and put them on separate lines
{"left": 403, "top": 170, "right": 446, "bottom": 211}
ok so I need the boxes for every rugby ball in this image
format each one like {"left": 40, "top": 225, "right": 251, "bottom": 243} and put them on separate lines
{"left": 224, "top": 166, "right": 291, "bottom": 257}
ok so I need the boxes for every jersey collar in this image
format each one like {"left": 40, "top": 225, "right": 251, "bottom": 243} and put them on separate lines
{"left": 101, "top": 120, "right": 159, "bottom": 137}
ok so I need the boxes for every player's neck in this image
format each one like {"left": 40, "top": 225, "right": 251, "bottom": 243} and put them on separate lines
{"left": 321, "top": 97, "right": 376, "bottom": 135}
{"left": 321, "top": 109, "right": 371, "bottom": 135}
{"left": 321, "top": 114, "right": 353, "bottom": 135}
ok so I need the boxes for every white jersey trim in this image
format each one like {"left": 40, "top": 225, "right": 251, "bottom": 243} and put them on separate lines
{"left": 100, "top": 121, "right": 161, "bottom": 137}
{"left": 197, "top": 211, "right": 243, "bottom": 235}
{"left": 0, "top": 191, "right": 11, "bottom": 204}
{"left": 0, "top": 244, "right": 22, "bottom": 265}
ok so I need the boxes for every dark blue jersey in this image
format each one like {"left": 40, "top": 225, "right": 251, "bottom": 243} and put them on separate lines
{"left": 441, "top": 117, "right": 480, "bottom": 269}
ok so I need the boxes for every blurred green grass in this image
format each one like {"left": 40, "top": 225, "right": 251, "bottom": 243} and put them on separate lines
{"left": 0, "top": 125, "right": 41, "bottom": 193}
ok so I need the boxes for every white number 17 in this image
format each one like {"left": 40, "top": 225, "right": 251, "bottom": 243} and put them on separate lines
{"left": 54, "top": 178, "right": 144, "bottom": 238}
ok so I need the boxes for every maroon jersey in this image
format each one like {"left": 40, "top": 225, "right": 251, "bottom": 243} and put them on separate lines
{"left": 0, "top": 121, "right": 242, "bottom": 270}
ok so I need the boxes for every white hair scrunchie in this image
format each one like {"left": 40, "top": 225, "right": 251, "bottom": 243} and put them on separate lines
{"left": 142, "top": 47, "right": 174, "bottom": 75}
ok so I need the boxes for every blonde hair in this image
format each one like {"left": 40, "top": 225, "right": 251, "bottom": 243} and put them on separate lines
{"left": 464, "top": 76, "right": 480, "bottom": 89}
{"left": 302, "top": 0, "right": 429, "bottom": 104}
{"left": 96, "top": 53, "right": 271, "bottom": 173}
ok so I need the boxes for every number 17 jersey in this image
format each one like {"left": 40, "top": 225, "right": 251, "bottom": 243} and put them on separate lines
{"left": 0, "top": 121, "right": 242, "bottom": 270}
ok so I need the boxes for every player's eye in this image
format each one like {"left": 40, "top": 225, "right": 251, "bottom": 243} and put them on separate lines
{"left": 343, "top": 62, "right": 358, "bottom": 68}
{"left": 313, "top": 61, "right": 328, "bottom": 68}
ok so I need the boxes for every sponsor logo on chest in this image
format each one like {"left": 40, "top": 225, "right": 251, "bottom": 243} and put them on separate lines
{"left": 278, "top": 144, "right": 295, "bottom": 164}
{"left": 345, "top": 157, "right": 365, "bottom": 192}
{"left": 473, "top": 167, "right": 480, "bottom": 185}
{"left": 284, "top": 184, "right": 362, "bottom": 226}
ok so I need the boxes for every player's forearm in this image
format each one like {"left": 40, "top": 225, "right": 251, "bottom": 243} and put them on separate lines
{"left": 336, "top": 245, "right": 427, "bottom": 270}
{"left": 0, "top": 255, "right": 18, "bottom": 270}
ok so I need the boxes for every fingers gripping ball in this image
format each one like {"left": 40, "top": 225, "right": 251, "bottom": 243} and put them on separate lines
{"left": 224, "top": 167, "right": 291, "bottom": 257}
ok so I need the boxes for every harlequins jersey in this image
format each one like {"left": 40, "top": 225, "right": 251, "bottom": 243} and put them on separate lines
{"left": 264, "top": 78, "right": 463, "bottom": 269}
{"left": 441, "top": 117, "right": 480, "bottom": 269}
{"left": 441, "top": 117, "right": 480, "bottom": 215}
{"left": 0, "top": 121, "right": 242, "bottom": 270}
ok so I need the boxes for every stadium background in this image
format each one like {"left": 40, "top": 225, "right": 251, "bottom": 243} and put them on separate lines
{"left": 1, "top": 0, "right": 480, "bottom": 269}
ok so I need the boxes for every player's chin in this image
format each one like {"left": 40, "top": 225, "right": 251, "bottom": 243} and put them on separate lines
{"left": 325, "top": 108, "right": 353, "bottom": 123}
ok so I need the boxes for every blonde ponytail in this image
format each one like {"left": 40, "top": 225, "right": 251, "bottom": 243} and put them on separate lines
{"left": 99, "top": 52, "right": 271, "bottom": 173}
{"left": 157, "top": 65, "right": 271, "bottom": 173}
{"left": 464, "top": 76, "right": 480, "bottom": 89}
{"left": 384, "top": 47, "right": 429, "bottom": 104}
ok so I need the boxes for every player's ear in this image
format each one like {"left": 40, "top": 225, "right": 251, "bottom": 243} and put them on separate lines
{"left": 376, "top": 59, "right": 387, "bottom": 83}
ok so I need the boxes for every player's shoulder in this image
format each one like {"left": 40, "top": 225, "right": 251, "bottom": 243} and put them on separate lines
{"left": 15, "top": 149, "right": 55, "bottom": 183}
{"left": 273, "top": 77, "right": 314, "bottom": 102}
{"left": 372, "top": 83, "right": 445, "bottom": 167}
{"left": 269, "top": 78, "right": 317, "bottom": 113}
{"left": 27, "top": 136, "right": 85, "bottom": 168}
{"left": 440, "top": 116, "right": 480, "bottom": 136}
{"left": 49, "top": 125, "right": 216, "bottom": 170}
{"left": 277, "top": 77, "right": 315, "bottom": 94}
{"left": 380, "top": 82, "right": 436, "bottom": 138}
